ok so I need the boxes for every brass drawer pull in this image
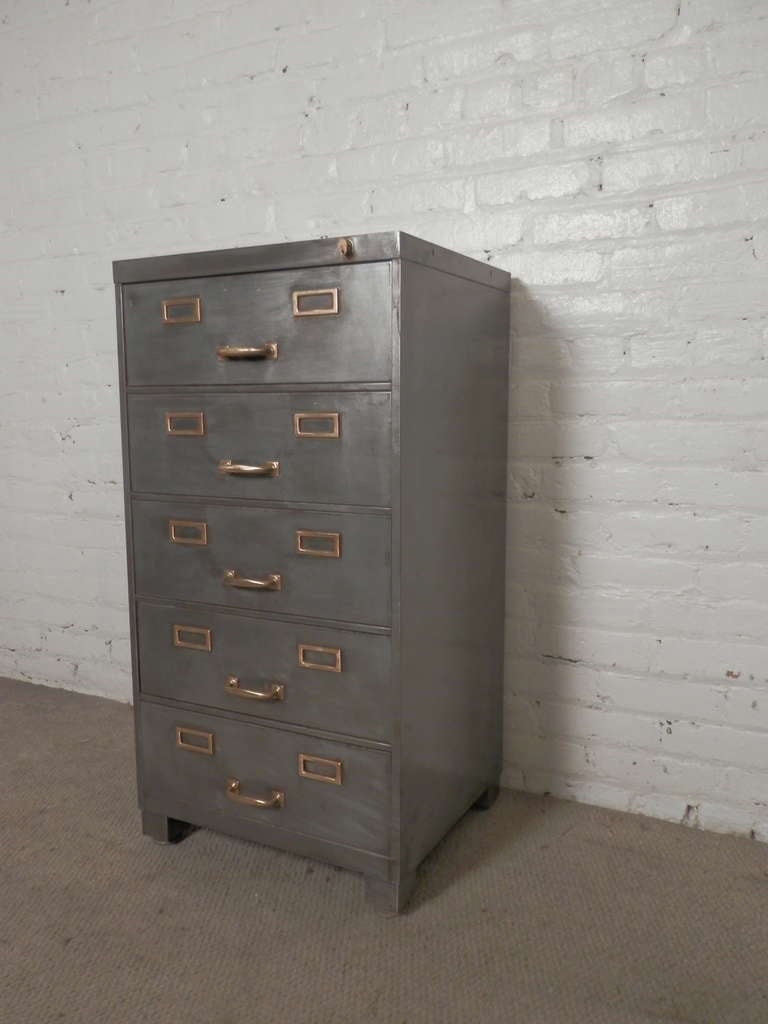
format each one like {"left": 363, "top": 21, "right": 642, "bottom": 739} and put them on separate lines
{"left": 293, "top": 412, "right": 340, "bottom": 439}
{"left": 216, "top": 343, "right": 278, "bottom": 360}
{"left": 161, "top": 296, "right": 202, "bottom": 324}
{"left": 292, "top": 287, "right": 339, "bottom": 317}
{"left": 223, "top": 569, "right": 282, "bottom": 591}
{"left": 169, "top": 519, "right": 208, "bottom": 546}
{"left": 166, "top": 411, "right": 206, "bottom": 436}
{"left": 218, "top": 459, "right": 280, "bottom": 477}
{"left": 227, "top": 778, "right": 284, "bottom": 809}
{"left": 296, "top": 530, "right": 341, "bottom": 558}
{"left": 172, "top": 624, "right": 212, "bottom": 652}
{"left": 176, "top": 726, "right": 214, "bottom": 755}
{"left": 298, "top": 753, "right": 343, "bottom": 785}
{"left": 225, "top": 676, "right": 284, "bottom": 701}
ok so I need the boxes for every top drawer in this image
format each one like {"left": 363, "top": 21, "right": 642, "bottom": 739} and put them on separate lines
{"left": 122, "top": 262, "right": 392, "bottom": 386}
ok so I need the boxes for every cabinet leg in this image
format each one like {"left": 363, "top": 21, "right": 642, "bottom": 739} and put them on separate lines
{"left": 365, "top": 872, "right": 417, "bottom": 915}
{"left": 142, "top": 810, "right": 193, "bottom": 844}
{"left": 472, "top": 784, "right": 500, "bottom": 810}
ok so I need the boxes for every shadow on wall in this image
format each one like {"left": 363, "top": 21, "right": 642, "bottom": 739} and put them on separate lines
{"left": 504, "top": 280, "right": 576, "bottom": 802}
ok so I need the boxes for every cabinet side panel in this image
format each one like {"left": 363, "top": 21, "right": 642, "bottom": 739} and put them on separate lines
{"left": 115, "top": 283, "right": 144, "bottom": 803}
{"left": 397, "top": 261, "right": 509, "bottom": 872}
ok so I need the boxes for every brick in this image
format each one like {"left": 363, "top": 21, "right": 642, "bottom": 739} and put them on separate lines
{"left": 463, "top": 78, "right": 523, "bottom": 121}
{"left": 444, "top": 118, "right": 551, "bottom": 167}
{"left": 509, "top": 380, "right": 550, "bottom": 418}
{"left": 402, "top": 87, "right": 464, "bottom": 134}
{"left": 498, "top": 248, "right": 606, "bottom": 285}
{"left": 551, "top": 1, "right": 678, "bottom": 59}
{"left": 706, "top": 22, "right": 768, "bottom": 77}
{"left": 423, "top": 28, "right": 549, "bottom": 83}
{"left": 536, "top": 460, "right": 768, "bottom": 510}
{"left": 532, "top": 204, "right": 652, "bottom": 244}
{"left": 576, "top": 55, "right": 636, "bottom": 106}
{"left": 679, "top": 0, "right": 767, "bottom": 32}
{"left": 336, "top": 138, "right": 443, "bottom": 183}
{"left": 507, "top": 419, "right": 610, "bottom": 459}
{"left": 707, "top": 78, "right": 768, "bottom": 133}
{"left": 477, "top": 160, "right": 593, "bottom": 203}
{"left": 512, "top": 332, "right": 629, "bottom": 375}
{"left": 550, "top": 377, "right": 768, "bottom": 421}
{"left": 385, "top": 2, "right": 502, "bottom": 49}
{"left": 644, "top": 47, "right": 704, "bottom": 88}
{"left": 564, "top": 93, "right": 703, "bottom": 148}
{"left": 214, "top": 2, "right": 306, "bottom": 50}
{"left": 612, "top": 420, "right": 758, "bottom": 463}
{"left": 655, "top": 181, "right": 768, "bottom": 231}
{"left": 316, "top": 51, "right": 425, "bottom": 107}
{"left": 522, "top": 67, "right": 573, "bottom": 112}
{"left": 279, "top": 21, "right": 384, "bottom": 70}
{"left": 441, "top": 207, "right": 525, "bottom": 250}
{"left": 696, "top": 801, "right": 766, "bottom": 839}
{"left": 369, "top": 177, "right": 467, "bottom": 217}
{"left": 609, "top": 233, "right": 760, "bottom": 285}
{"left": 602, "top": 141, "right": 739, "bottom": 194}
{"left": 184, "top": 40, "right": 277, "bottom": 87}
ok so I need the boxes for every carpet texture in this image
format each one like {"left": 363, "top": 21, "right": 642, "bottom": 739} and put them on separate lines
{"left": 0, "top": 676, "right": 766, "bottom": 1024}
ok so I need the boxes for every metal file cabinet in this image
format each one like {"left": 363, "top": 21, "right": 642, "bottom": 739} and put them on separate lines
{"left": 114, "top": 231, "right": 510, "bottom": 913}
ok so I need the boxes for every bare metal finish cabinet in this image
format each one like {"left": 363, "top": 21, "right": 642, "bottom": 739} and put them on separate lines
{"left": 114, "top": 231, "right": 509, "bottom": 913}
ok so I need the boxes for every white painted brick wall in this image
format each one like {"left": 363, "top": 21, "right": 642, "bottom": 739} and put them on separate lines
{"left": 1, "top": 0, "right": 766, "bottom": 842}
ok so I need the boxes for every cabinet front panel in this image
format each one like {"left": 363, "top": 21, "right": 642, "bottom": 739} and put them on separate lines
{"left": 127, "top": 391, "right": 391, "bottom": 507}
{"left": 137, "top": 601, "right": 392, "bottom": 740}
{"left": 132, "top": 501, "right": 391, "bottom": 626}
{"left": 123, "top": 262, "right": 392, "bottom": 386}
{"left": 139, "top": 702, "right": 390, "bottom": 854}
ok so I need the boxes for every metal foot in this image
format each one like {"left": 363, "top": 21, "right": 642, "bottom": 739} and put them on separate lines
{"left": 142, "top": 810, "right": 194, "bottom": 844}
{"left": 472, "top": 784, "right": 499, "bottom": 810}
{"left": 365, "top": 872, "right": 417, "bottom": 915}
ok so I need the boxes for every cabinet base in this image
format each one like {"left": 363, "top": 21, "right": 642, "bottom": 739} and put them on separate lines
{"left": 365, "top": 872, "right": 417, "bottom": 915}
{"left": 142, "top": 810, "right": 194, "bottom": 844}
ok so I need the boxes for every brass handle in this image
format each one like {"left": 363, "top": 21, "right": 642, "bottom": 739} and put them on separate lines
{"left": 218, "top": 459, "right": 279, "bottom": 477}
{"left": 227, "top": 778, "right": 284, "bottom": 809}
{"left": 225, "top": 676, "right": 284, "bottom": 701}
{"left": 223, "top": 570, "right": 282, "bottom": 591}
{"left": 216, "top": 343, "right": 278, "bottom": 360}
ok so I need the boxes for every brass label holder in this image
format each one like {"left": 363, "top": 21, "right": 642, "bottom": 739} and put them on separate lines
{"left": 292, "top": 287, "right": 339, "bottom": 317}
{"left": 165, "top": 411, "right": 206, "bottom": 436}
{"left": 293, "top": 412, "right": 340, "bottom": 439}
{"left": 298, "top": 753, "right": 343, "bottom": 785}
{"left": 296, "top": 530, "right": 341, "bottom": 558}
{"left": 169, "top": 519, "right": 208, "bottom": 546}
{"left": 175, "top": 726, "right": 214, "bottom": 755}
{"left": 172, "top": 624, "right": 213, "bottom": 652}
{"left": 298, "top": 643, "right": 342, "bottom": 673}
{"left": 161, "top": 296, "right": 202, "bottom": 324}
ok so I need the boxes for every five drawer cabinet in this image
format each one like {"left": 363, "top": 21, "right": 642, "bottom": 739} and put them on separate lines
{"left": 114, "top": 231, "right": 509, "bottom": 913}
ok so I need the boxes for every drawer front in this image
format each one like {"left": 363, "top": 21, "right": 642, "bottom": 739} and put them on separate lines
{"left": 123, "top": 263, "right": 391, "bottom": 386}
{"left": 132, "top": 501, "right": 391, "bottom": 626}
{"left": 128, "top": 391, "right": 391, "bottom": 506}
{"left": 139, "top": 702, "right": 390, "bottom": 854}
{"left": 137, "top": 602, "right": 392, "bottom": 741}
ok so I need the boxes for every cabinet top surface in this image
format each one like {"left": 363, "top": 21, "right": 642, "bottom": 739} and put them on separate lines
{"left": 112, "top": 230, "right": 510, "bottom": 291}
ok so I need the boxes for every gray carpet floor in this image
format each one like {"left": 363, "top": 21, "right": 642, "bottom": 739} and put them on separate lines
{"left": 0, "top": 676, "right": 766, "bottom": 1024}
